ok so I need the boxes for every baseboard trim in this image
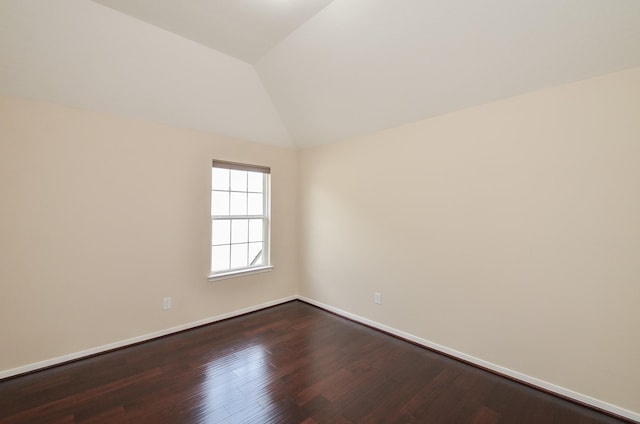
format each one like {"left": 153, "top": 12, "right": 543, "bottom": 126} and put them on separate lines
{"left": 297, "top": 296, "right": 640, "bottom": 423}
{"left": 2, "top": 294, "right": 638, "bottom": 422}
{"left": 0, "top": 295, "right": 296, "bottom": 380}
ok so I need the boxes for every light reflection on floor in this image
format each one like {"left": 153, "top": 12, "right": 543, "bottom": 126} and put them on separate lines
{"left": 197, "top": 343, "right": 275, "bottom": 421}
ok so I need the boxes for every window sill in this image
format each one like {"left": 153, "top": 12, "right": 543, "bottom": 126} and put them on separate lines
{"left": 208, "top": 266, "right": 274, "bottom": 282}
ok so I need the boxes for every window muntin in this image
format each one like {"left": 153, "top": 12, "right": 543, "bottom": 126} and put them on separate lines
{"left": 210, "top": 161, "right": 270, "bottom": 276}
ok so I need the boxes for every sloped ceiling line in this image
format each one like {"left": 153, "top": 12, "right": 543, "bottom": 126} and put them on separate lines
{"left": 1, "top": 0, "right": 640, "bottom": 149}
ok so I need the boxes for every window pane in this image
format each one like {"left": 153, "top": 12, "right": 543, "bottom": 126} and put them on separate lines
{"left": 230, "top": 192, "right": 247, "bottom": 215}
{"left": 249, "top": 242, "right": 263, "bottom": 266}
{"left": 230, "top": 170, "right": 247, "bottom": 192}
{"left": 211, "top": 245, "right": 230, "bottom": 272}
{"left": 210, "top": 163, "right": 269, "bottom": 274}
{"left": 212, "top": 191, "right": 230, "bottom": 216}
{"left": 231, "top": 243, "right": 248, "bottom": 269}
{"left": 249, "top": 219, "right": 263, "bottom": 242}
{"left": 212, "top": 168, "right": 229, "bottom": 191}
{"left": 231, "top": 219, "right": 249, "bottom": 243}
{"left": 212, "top": 219, "right": 230, "bottom": 245}
{"left": 248, "top": 193, "right": 263, "bottom": 215}
{"left": 247, "top": 172, "right": 263, "bottom": 193}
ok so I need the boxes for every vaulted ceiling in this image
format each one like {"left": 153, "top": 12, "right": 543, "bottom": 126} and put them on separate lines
{"left": 92, "top": 0, "right": 337, "bottom": 64}
{"left": 2, "top": 0, "right": 640, "bottom": 149}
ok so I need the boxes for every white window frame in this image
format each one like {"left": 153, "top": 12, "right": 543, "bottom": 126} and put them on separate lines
{"left": 208, "top": 160, "right": 272, "bottom": 281}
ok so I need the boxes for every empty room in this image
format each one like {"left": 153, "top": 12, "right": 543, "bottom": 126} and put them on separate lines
{"left": 1, "top": 0, "right": 639, "bottom": 422}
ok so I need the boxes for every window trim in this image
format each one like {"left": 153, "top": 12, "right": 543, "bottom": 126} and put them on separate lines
{"left": 209, "top": 160, "right": 271, "bottom": 280}
{"left": 208, "top": 265, "right": 274, "bottom": 282}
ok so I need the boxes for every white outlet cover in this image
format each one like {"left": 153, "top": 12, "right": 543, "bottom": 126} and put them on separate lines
{"left": 163, "top": 297, "right": 172, "bottom": 310}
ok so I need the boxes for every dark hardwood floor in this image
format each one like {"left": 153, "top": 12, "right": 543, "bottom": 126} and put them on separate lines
{"left": 0, "top": 300, "right": 631, "bottom": 423}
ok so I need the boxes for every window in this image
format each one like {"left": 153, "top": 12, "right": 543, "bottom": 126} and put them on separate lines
{"left": 210, "top": 160, "right": 271, "bottom": 279}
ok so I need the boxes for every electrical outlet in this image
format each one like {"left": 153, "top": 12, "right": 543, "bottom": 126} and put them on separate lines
{"left": 374, "top": 292, "right": 382, "bottom": 305}
{"left": 163, "top": 297, "right": 172, "bottom": 310}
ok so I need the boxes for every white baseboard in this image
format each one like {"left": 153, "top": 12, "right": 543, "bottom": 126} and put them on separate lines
{"left": 0, "top": 295, "right": 296, "bottom": 380}
{"left": 297, "top": 296, "right": 640, "bottom": 423}
{"left": 2, "top": 294, "right": 637, "bottom": 422}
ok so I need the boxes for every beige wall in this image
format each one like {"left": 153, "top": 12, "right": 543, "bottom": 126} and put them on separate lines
{"left": 299, "top": 67, "right": 640, "bottom": 412}
{"left": 1, "top": 67, "right": 639, "bottom": 415}
{"left": 0, "top": 95, "right": 298, "bottom": 371}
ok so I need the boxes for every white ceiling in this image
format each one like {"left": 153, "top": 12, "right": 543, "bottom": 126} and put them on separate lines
{"left": 91, "top": 0, "right": 336, "bottom": 64}
{"left": 257, "top": 0, "right": 640, "bottom": 146}
{"left": 2, "top": 0, "right": 640, "bottom": 149}
{"left": 0, "top": 0, "right": 293, "bottom": 147}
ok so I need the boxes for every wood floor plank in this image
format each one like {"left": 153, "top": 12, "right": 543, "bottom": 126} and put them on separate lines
{"left": 0, "top": 300, "right": 633, "bottom": 423}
